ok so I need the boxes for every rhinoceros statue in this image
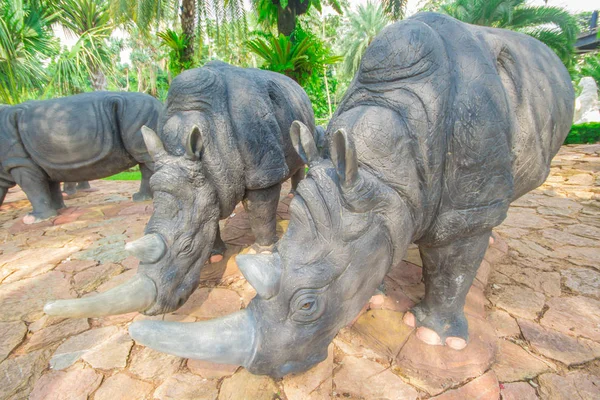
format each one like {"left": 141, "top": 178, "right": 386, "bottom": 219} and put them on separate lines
{"left": 0, "top": 92, "right": 163, "bottom": 223}
{"left": 122, "top": 13, "right": 574, "bottom": 377}
{"left": 44, "top": 61, "right": 315, "bottom": 318}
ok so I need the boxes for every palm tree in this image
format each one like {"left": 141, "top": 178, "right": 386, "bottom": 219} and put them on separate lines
{"left": 0, "top": 0, "right": 57, "bottom": 104}
{"left": 339, "top": 2, "right": 390, "bottom": 78}
{"left": 252, "top": 0, "right": 343, "bottom": 36}
{"left": 53, "top": 0, "right": 114, "bottom": 90}
{"left": 108, "top": 0, "right": 246, "bottom": 68}
{"left": 382, "top": 0, "right": 408, "bottom": 21}
{"left": 440, "top": 0, "right": 578, "bottom": 64}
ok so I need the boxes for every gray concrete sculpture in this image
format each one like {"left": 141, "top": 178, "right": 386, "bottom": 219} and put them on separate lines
{"left": 0, "top": 92, "right": 163, "bottom": 223}
{"left": 123, "top": 13, "right": 574, "bottom": 378}
{"left": 62, "top": 181, "right": 92, "bottom": 195}
{"left": 44, "top": 61, "right": 316, "bottom": 318}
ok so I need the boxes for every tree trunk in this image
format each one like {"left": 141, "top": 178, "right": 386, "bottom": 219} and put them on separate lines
{"left": 277, "top": 5, "right": 296, "bottom": 36}
{"left": 90, "top": 68, "right": 107, "bottom": 91}
{"left": 181, "top": 0, "right": 196, "bottom": 65}
{"left": 275, "top": 0, "right": 309, "bottom": 36}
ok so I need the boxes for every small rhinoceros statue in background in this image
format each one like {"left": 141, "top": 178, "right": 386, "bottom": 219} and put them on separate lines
{"left": 0, "top": 92, "right": 163, "bottom": 223}
{"left": 44, "top": 61, "right": 316, "bottom": 318}
{"left": 123, "top": 13, "right": 574, "bottom": 378}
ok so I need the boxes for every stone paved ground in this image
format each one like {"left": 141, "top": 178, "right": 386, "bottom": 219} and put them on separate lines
{"left": 0, "top": 144, "right": 598, "bottom": 400}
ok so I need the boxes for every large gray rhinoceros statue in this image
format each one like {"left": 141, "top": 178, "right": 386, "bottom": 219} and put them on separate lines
{"left": 0, "top": 92, "right": 162, "bottom": 223}
{"left": 123, "top": 14, "right": 574, "bottom": 378}
{"left": 44, "top": 61, "right": 315, "bottom": 318}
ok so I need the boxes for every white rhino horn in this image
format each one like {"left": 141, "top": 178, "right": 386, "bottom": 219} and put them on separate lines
{"left": 236, "top": 253, "right": 282, "bottom": 299}
{"left": 141, "top": 125, "right": 165, "bottom": 160}
{"left": 125, "top": 233, "right": 166, "bottom": 264}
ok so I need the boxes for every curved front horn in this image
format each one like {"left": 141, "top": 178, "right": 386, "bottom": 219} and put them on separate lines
{"left": 44, "top": 275, "right": 156, "bottom": 318}
{"left": 129, "top": 310, "right": 256, "bottom": 366}
{"left": 125, "top": 233, "right": 166, "bottom": 264}
{"left": 291, "top": 120, "right": 320, "bottom": 165}
{"left": 141, "top": 125, "right": 165, "bottom": 161}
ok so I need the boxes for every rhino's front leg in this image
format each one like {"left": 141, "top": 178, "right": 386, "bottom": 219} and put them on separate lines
{"left": 243, "top": 183, "right": 281, "bottom": 253}
{"left": 133, "top": 163, "right": 153, "bottom": 202}
{"left": 289, "top": 167, "right": 305, "bottom": 197}
{"left": 208, "top": 225, "right": 227, "bottom": 263}
{"left": 10, "top": 166, "right": 57, "bottom": 224}
{"left": 405, "top": 232, "right": 491, "bottom": 350}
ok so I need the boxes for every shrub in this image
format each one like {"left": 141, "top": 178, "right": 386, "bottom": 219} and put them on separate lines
{"left": 564, "top": 122, "right": 600, "bottom": 144}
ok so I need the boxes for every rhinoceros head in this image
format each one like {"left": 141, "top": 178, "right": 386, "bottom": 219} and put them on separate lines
{"left": 126, "top": 121, "right": 405, "bottom": 377}
{"left": 44, "top": 117, "right": 221, "bottom": 317}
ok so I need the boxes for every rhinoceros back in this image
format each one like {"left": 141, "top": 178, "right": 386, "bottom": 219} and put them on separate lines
{"left": 415, "top": 13, "right": 573, "bottom": 243}
{"left": 16, "top": 92, "right": 135, "bottom": 181}
{"left": 331, "top": 13, "right": 573, "bottom": 245}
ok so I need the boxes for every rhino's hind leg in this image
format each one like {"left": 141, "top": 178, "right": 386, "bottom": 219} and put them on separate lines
{"left": 289, "top": 167, "right": 305, "bottom": 197}
{"left": 62, "top": 182, "right": 77, "bottom": 196}
{"left": 133, "top": 164, "right": 153, "bottom": 202}
{"left": 243, "top": 183, "right": 281, "bottom": 254}
{"left": 76, "top": 181, "right": 91, "bottom": 190}
{"left": 405, "top": 232, "right": 491, "bottom": 350}
{"left": 10, "top": 166, "right": 57, "bottom": 224}
{"left": 49, "top": 182, "right": 66, "bottom": 210}
{"left": 0, "top": 187, "right": 7, "bottom": 208}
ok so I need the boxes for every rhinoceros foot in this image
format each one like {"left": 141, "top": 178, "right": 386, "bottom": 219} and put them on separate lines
{"left": 403, "top": 306, "right": 468, "bottom": 350}
{"left": 132, "top": 191, "right": 152, "bottom": 202}
{"left": 23, "top": 210, "right": 57, "bottom": 225}
{"left": 247, "top": 243, "right": 275, "bottom": 255}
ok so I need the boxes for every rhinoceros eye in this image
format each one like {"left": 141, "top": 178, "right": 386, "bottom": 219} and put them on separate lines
{"left": 290, "top": 289, "right": 326, "bottom": 324}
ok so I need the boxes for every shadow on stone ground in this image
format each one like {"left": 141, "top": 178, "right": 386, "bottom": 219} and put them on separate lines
{"left": 0, "top": 144, "right": 599, "bottom": 399}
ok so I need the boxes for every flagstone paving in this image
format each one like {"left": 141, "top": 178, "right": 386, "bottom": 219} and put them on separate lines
{"left": 0, "top": 144, "right": 598, "bottom": 399}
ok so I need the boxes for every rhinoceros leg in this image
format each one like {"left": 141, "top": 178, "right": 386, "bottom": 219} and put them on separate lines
{"left": 289, "top": 167, "right": 305, "bottom": 196}
{"left": 405, "top": 231, "right": 491, "bottom": 350}
{"left": 243, "top": 183, "right": 281, "bottom": 253}
{"left": 76, "top": 181, "right": 91, "bottom": 190}
{"left": 49, "top": 182, "right": 66, "bottom": 210}
{"left": 209, "top": 225, "right": 227, "bottom": 263}
{"left": 10, "top": 166, "right": 57, "bottom": 223}
{"left": 0, "top": 187, "right": 7, "bottom": 208}
{"left": 62, "top": 182, "right": 77, "bottom": 195}
{"left": 133, "top": 163, "right": 153, "bottom": 202}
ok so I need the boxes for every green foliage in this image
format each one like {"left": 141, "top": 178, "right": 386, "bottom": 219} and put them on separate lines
{"left": 339, "top": 1, "right": 390, "bottom": 78}
{"left": 440, "top": 0, "right": 578, "bottom": 65}
{"left": 382, "top": 0, "right": 408, "bottom": 21}
{"left": 564, "top": 123, "right": 600, "bottom": 145}
{"left": 103, "top": 170, "right": 142, "bottom": 180}
{"left": 246, "top": 25, "right": 342, "bottom": 86}
{"left": 158, "top": 29, "right": 192, "bottom": 77}
{"left": 0, "top": 0, "right": 58, "bottom": 104}
{"left": 574, "top": 11, "right": 593, "bottom": 32}
{"left": 304, "top": 66, "right": 338, "bottom": 121}
{"left": 52, "top": 0, "right": 115, "bottom": 90}
{"left": 251, "top": 0, "right": 343, "bottom": 34}
{"left": 576, "top": 54, "right": 600, "bottom": 87}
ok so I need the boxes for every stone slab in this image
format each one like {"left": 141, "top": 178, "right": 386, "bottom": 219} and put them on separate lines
{"left": 395, "top": 315, "right": 497, "bottom": 395}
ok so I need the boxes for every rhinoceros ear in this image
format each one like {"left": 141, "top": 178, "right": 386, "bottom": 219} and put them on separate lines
{"left": 291, "top": 120, "right": 320, "bottom": 166}
{"left": 330, "top": 128, "right": 358, "bottom": 188}
{"left": 184, "top": 125, "right": 204, "bottom": 161}
{"left": 141, "top": 126, "right": 165, "bottom": 161}
{"left": 236, "top": 253, "right": 282, "bottom": 300}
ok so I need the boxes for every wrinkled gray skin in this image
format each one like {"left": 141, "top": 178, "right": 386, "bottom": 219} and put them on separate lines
{"left": 44, "top": 61, "right": 315, "bottom": 318}
{"left": 126, "top": 13, "right": 574, "bottom": 378}
{"left": 0, "top": 92, "right": 162, "bottom": 222}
